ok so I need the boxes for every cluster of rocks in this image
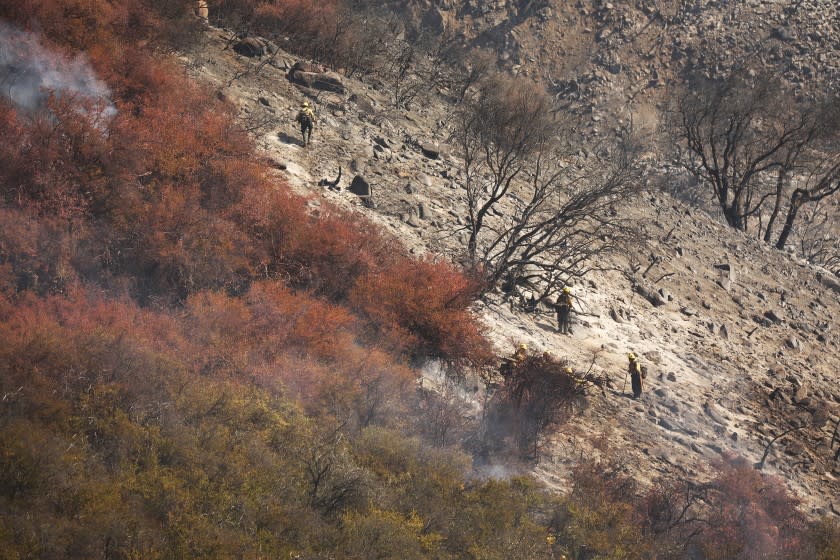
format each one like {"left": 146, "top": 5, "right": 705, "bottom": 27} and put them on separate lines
{"left": 393, "top": 0, "right": 840, "bottom": 110}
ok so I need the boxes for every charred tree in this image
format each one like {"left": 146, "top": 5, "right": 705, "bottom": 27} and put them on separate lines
{"left": 452, "top": 75, "right": 643, "bottom": 301}
{"left": 668, "top": 70, "right": 810, "bottom": 232}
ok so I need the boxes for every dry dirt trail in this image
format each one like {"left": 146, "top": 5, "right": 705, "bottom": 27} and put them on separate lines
{"left": 183, "top": 23, "right": 840, "bottom": 518}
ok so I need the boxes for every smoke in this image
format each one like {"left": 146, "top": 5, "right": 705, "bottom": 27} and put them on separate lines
{"left": 0, "top": 21, "right": 115, "bottom": 116}
{"left": 473, "top": 462, "right": 519, "bottom": 480}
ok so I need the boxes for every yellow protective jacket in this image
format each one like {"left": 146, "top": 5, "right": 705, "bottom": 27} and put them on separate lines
{"left": 297, "top": 106, "right": 316, "bottom": 123}
{"left": 559, "top": 293, "right": 573, "bottom": 308}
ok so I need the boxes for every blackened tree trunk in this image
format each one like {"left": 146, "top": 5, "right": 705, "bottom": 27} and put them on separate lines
{"left": 775, "top": 190, "right": 806, "bottom": 250}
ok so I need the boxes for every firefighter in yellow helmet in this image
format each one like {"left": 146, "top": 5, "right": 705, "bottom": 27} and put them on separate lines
{"left": 512, "top": 343, "right": 528, "bottom": 364}
{"left": 628, "top": 352, "right": 644, "bottom": 399}
{"left": 501, "top": 343, "right": 528, "bottom": 377}
{"left": 295, "top": 100, "right": 316, "bottom": 146}
{"left": 555, "top": 286, "right": 574, "bottom": 335}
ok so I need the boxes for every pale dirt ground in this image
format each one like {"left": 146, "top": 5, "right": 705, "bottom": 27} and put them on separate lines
{"left": 182, "top": 24, "right": 840, "bottom": 517}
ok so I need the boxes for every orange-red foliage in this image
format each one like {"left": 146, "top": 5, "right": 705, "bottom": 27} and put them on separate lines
{"left": 0, "top": 0, "right": 197, "bottom": 51}
{"left": 0, "top": 0, "right": 489, "bottom": 367}
{"left": 215, "top": 0, "right": 341, "bottom": 51}
{"left": 350, "top": 258, "right": 490, "bottom": 362}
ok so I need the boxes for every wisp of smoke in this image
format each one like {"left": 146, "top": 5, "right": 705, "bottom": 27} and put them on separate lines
{"left": 0, "top": 21, "right": 115, "bottom": 117}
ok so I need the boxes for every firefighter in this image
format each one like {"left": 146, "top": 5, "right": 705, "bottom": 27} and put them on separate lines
{"left": 628, "top": 352, "right": 644, "bottom": 399}
{"left": 512, "top": 343, "right": 528, "bottom": 364}
{"left": 500, "top": 343, "right": 527, "bottom": 377}
{"left": 555, "top": 286, "right": 574, "bottom": 334}
{"left": 295, "top": 100, "right": 316, "bottom": 146}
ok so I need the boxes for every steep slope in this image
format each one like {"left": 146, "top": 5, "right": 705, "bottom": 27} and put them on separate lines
{"left": 183, "top": 20, "right": 840, "bottom": 519}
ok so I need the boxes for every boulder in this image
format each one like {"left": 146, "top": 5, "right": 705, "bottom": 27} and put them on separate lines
{"left": 420, "top": 142, "right": 440, "bottom": 159}
{"left": 772, "top": 26, "right": 794, "bottom": 42}
{"left": 644, "top": 351, "right": 662, "bottom": 364}
{"left": 784, "top": 440, "right": 808, "bottom": 457}
{"left": 289, "top": 70, "right": 345, "bottom": 93}
{"left": 704, "top": 400, "right": 728, "bottom": 426}
{"left": 233, "top": 37, "right": 265, "bottom": 57}
{"left": 634, "top": 281, "right": 666, "bottom": 307}
{"left": 349, "top": 93, "right": 375, "bottom": 114}
{"left": 767, "top": 387, "right": 790, "bottom": 404}
{"left": 714, "top": 262, "right": 734, "bottom": 290}
{"left": 348, "top": 175, "right": 371, "bottom": 197}
{"left": 764, "top": 309, "right": 784, "bottom": 324}
{"left": 290, "top": 61, "right": 324, "bottom": 74}
{"left": 817, "top": 272, "right": 840, "bottom": 294}
{"left": 658, "top": 417, "right": 677, "bottom": 432}
{"left": 194, "top": 0, "right": 208, "bottom": 19}
{"left": 811, "top": 403, "right": 830, "bottom": 428}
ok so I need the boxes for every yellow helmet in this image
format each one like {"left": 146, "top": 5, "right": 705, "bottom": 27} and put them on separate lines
{"left": 628, "top": 352, "right": 636, "bottom": 361}
{"left": 519, "top": 343, "right": 527, "bottom": 351}
{"left": 302, "top": 100, "right": 310, "bottom": 108}
{"left": 565, "top": 367, "right": 573, "bottom": 374}
{"left": 562, "top": 287, "right": 571, "bottom": 293}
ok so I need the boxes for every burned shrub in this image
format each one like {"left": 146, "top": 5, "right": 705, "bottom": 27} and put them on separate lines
{"left": 482, "top": 353, "right": 584, "bottom": 459}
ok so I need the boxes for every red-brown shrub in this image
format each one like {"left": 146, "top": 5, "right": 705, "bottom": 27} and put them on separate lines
{"left": 0, "top": 98, "right": 110, "bottom": 219}
{"left": 234, "top": 185, "right": 392, "bottom": 300}
{"left": 700, "top": 456, "right": 807, "bottom": 560}
{"left": 0, "top": 0, "right": 490, "bottom": 365}
{"left": 0, "top": 0, "right": 116, "bottom": 51}
{"left": 180, "top": 283, "right": 414, "bottom": 427}
{"left": 349, "top": 258, "right": 491, "bottom": 363}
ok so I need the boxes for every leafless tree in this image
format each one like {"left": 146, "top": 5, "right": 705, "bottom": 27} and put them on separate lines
{"left": 669, "top": 70, "right": 840, "bottom": 255}
{"left": 451, "top": 76, "right": 643, "bottom": 300}
{"left": 375, "top": 38, "right": 428, "bottom": 109}
{"left": 794, "top": 200, "right": 840, "bottom": 274}
{"left": 773, "top": 144, "right": 840, "bottom": 251}
{"left": 321, "top": 1, "right": 399, "bottom": 77}
{"left": 755, "top": 97, "right": 840, "bottom": 250}
{"left": 668, "top": 70, "right": 812, "bottom": 233}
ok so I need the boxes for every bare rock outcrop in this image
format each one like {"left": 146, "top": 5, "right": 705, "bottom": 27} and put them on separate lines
{"left": 288, "top": 62, "right": 345, "bottom": 93}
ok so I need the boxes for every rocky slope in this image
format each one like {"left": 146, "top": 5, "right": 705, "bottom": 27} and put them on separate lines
{"left": 394, "top": 0, "right": 840, "bottom": 95}
{"left": 181, "top": 20, "right": 840, "bottom": 517}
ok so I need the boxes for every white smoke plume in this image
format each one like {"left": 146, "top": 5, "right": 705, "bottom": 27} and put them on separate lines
{"left": 0, "top": 21, "right": 115, "bottom": 115}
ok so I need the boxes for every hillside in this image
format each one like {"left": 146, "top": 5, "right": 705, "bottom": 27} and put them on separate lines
{"left": 1, "top": 1, "right": 840, "bottom": 558}
{"left": 183, "top": 6, "right": 840, "bottom": 517}
{"left": 391, "top": 0, "right": 840, "bottom": 99}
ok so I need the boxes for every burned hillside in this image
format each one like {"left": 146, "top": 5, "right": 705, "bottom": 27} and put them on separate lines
{"left": 1, "top": 1, "right": 840, "bottom": 558}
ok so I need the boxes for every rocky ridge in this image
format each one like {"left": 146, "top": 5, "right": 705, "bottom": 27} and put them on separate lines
{"left": 183, "top": 20, "right": 840, "bottom": 517}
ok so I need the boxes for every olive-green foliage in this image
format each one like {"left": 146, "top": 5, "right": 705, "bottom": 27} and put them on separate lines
{"left": 555, "top": 463, "right": 651, "bottom": 559}
{"left": 810, "top": 518, "right": 840, "bottom": 560}
{"left": 0, "top": 297, "right": 556, "bottom": 559}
